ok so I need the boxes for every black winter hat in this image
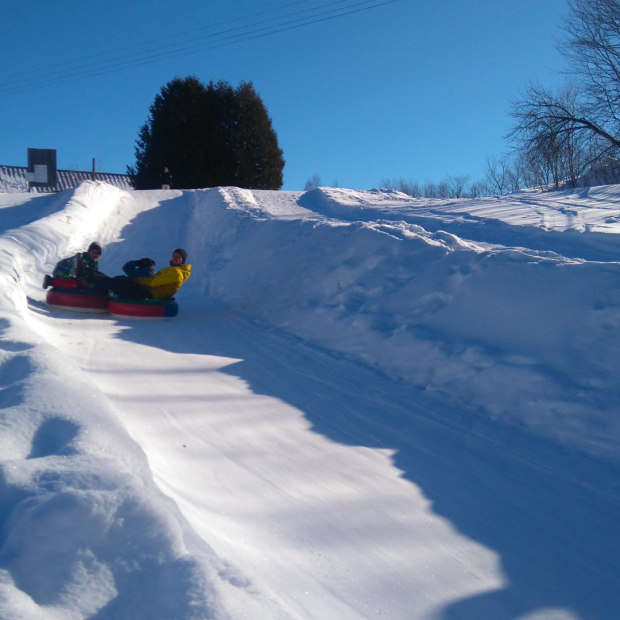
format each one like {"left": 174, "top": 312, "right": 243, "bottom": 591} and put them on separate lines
{"left": 173, "top": 248, "right": 187, "bottom": 263}
{"left": 138, "top": 257, "right": 156, "bottom": 268}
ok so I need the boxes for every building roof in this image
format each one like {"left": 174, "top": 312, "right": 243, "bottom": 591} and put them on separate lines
{"left": 0, "top": 165, "right": 133, "bottom": 193}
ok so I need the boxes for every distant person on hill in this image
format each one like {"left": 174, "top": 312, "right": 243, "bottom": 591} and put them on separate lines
{"left": 160, "top": 167, "right": 172, "bottom": 190}
{"left": 109, "top": 249, "right": 190, "bottom": 299}
{"left": 43, "top": 241, "right": 110, "bottom": 292}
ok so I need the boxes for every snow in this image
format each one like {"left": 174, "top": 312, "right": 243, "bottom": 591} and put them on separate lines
{"left": 1, "top": 180, "right": 619, "bottom": 619}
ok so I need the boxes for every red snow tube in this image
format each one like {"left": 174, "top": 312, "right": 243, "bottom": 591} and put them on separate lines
{"left": 46, "top": 278, "right": 109, "bottom": 313}
{"left": 108, "top": 297, "right": 179, "bottom": 318}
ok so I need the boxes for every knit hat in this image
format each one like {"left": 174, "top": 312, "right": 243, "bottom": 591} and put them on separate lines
{"left": 173, "top": 248, "right": 187, "bottom": 264}
{"left": 138, "top": 257, "right": 156, "bottom": 268}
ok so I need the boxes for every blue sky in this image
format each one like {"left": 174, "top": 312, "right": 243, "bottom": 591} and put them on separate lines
{"left": 1, "top": 0, "right": 569, "bottom": 191}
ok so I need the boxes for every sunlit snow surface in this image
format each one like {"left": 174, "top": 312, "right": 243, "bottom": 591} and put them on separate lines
{"left": 1, "top": 181, "right": 619, "bottom": 619}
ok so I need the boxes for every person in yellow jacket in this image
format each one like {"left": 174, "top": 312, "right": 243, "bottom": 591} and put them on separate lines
{"left": 109, "top": 249, "right": 191, "bottom": 299}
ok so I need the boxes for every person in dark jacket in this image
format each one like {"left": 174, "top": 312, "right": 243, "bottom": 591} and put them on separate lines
{"left": 109, "top": 250, "right": 190, "bottom": 299}
{"left": 107, "top": 257, "right": 156, "bottom": 298}
{"left": 122, "top": 257, "right": 156, "bottom": 279}
{"left": 160, "top": 167, "right": 172, "bottom": 189}
{"left": 43, "top": 241, "right": 110, "bottom": 292}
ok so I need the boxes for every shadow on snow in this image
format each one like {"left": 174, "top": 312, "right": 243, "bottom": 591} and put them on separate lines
{"left": 115, "top": 308, "right": 620, "bottom": 620}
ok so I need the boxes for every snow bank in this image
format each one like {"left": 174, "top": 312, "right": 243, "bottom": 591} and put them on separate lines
{"left": 190, "top": 186, "right": 620, "bottom": 462}
{"left": 0, "top": 184, "right": 246, "bottom": 618}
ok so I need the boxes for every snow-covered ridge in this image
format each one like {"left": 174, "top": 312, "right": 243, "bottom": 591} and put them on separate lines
{"left": 298, "top": 186, "right": 620, "bottom": 260}
{"left": 208, "top": 185, "right": 620, "bottom": 461}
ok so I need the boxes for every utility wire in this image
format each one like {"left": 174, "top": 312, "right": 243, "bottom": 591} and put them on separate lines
{"left": 0, "top": 0, "right": 314, "bottom": 82}
{"left": 1, "top": 0, "right": 400, "bottom": 94}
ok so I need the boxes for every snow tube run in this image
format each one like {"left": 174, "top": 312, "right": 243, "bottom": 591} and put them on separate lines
{"left": 46, "top": 279, "right": 109, "bottom": 313}
{"left": 108, "top": 297, "right": 179, "bottom": 318}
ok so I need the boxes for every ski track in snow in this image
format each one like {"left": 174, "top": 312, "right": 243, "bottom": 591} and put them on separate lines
{"left": 1, "top": 181, "right": 620, "bottom": 619}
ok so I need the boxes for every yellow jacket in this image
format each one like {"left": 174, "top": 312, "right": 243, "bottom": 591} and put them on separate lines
{"left": 134, "top": 264, "right": 191, "bottom": 299}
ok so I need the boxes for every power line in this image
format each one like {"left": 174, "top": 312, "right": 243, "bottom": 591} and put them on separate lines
{"left": 1, "top": 0, "right": 401, "bottom": 94}
{"left": 0, "top": 0, "right": 313, "bottom": 83}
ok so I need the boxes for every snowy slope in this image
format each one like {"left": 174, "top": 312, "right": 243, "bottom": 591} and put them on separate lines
{"left": 1, "top": 182, "right": 619, "bottom": 619}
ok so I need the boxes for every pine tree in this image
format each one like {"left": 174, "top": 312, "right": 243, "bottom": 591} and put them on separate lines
{"left": 233, "top": 82, "right": 285, "bottom": 189}
{"left": 128, "top": 77, "right": 285, "bottom": 190}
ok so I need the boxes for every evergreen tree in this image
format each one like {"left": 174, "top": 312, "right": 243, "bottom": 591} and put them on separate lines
{"left": 128, "top": 77, "right": 285, "bottom": 190}
{"left": 233, "top": 82, "right": 285, "bottom": 189}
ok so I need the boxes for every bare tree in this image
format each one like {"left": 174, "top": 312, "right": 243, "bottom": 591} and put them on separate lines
{"left": 436, "top": 182, "right": 449, "bottom": 199}
{"left": 304, "top": 173, "right": 321, "bottom": 191}
{"left": 517, "top": 146, "right": 557, "bottom": 190}
{"left": 446, "top": 175, "right": 470, "bottom": 198}
{"left": 509, "top": 0, "right": 620, "bottom": 187}
{"left": 512, "top": 82, "right": 608, "bottom": 186}
{"left": 468, "top": 181, "right": 484, "bottom": 198}
{"left": 482, "top": 154, "right": 520, "bottom": 195}
{"left": 423, "top": 182, "right": 437, "bottom": 198}
{"left": 561, "top": 0, "right": 620, "bottom": 142}
{"left": 380, "top": 178, "right": 422, "bottom": 197}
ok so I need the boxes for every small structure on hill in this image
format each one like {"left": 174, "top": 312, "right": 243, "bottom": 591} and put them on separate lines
{"left": 0, "top": 148, "right": 133, "bottom": 193}
{"left": 25, "top": 148, "right": 57, "bottom": 191}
